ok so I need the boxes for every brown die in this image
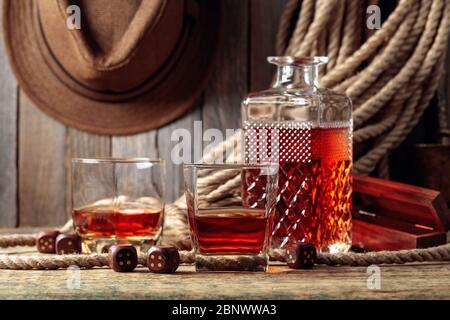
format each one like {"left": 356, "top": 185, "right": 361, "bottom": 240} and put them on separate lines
{"left": 56, "top": 233, "right": 81, "bottom": 255}
{"left": 147, "top": 246, "right": 180, "bottom": 273}
{"left": 108, "top": 245, "right": 138, "bottom": 272}
{"left": 36, "top": 230, "right": 60, "bottom": 254}
{"left": 287, "top": 242, "right": 317, "bottom": 269}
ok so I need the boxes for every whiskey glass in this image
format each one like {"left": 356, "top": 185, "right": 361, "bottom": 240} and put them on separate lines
{"left": 184, "top": 163, "right": 278, "bottom": 272}
{"left": 72, "top": 158, "right": 165, "bottom": 253}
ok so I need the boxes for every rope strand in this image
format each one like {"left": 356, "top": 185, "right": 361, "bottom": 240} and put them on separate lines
{"left": 1, "top": 243, "right": 449, "bottom": 270}
{"left": 277, "top": 0, "right": 450, "bottom": 174}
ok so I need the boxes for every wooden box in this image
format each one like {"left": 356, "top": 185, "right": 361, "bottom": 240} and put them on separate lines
{"left": 352, "top": 175, "right": 450, "bottom": 251}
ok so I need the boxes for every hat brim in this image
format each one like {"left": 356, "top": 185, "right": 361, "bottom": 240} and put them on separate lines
{"left": 3, "top": 0, "right": 221, "bottom": 135}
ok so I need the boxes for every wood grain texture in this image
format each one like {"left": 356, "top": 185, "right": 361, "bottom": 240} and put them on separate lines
{"left": 65, "top": 129, "right": 111, "bottom": 218}
{"left": 112, "top": 131, "right": 160, "bottom": 201}
{"left": 112, "top": 132, "right": 157, "bottom": 158}
{"left": 18, "top": 92, "right": 66, "bottom": 227}
{"left": 0, "top": 261, "right": 449, "bottom": 299}
{"left": 202, "top": 0, "right": 248, "bottom": 133}
{"left": 250, "top": 0, "right": 289, "bottom": 92}
{"left": 0, "top": 5, "right": 18, "bottom": 227}
{"left": 157, "top": 104, "right": 202, "bottom": 202}
{"left": 446, "top": 34, "right": 450, "bottom": 134}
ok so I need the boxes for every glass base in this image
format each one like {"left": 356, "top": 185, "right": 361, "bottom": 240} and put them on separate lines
{"left": 272, "top": 239, "right": 352, "bottom": 253}
{"left": 81, "top": 236, "right": 160, "bottom": 254}
{"left": 194, "top": 253, "right": 268, "bottom": 272}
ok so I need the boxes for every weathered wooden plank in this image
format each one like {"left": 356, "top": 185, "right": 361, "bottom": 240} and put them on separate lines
{"left": 249, "top": 0, "right": 289, "bottom": 92}
{"left": 202, "top": 0, "right": 248, "bottom": 133}
{"left": 112, "top": 132, "right": 157, "bottom": 158}
{"left": 65, "top": 129, "right": 111, "bottom": 218}
{"left": 0, "top": 260, "right": 449, "bottom": 299}
{"left": 111, "top": 132, "right": 159, "bottom": 201}
{"left": 0, "top": 5, "right": 18, "bottom": 227}
{"left": 18, "top": 92, "right": 66, "bottom": 227}
{"left": 3, "top": 229, "right": 449, "bottom": 299}
{"left": 445, "top": 34, "right": 450, "bottom": 137}
{"left": 157, "top": 105, "right": 202, "bottom": 202}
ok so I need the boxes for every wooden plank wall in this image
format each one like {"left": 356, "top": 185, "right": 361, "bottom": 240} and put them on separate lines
{"left": 0, "top": 3, "right": 17, "bottom": 227}
{"left": 3, "top": 1, "right": 447, "bottom": 228}
{"left": 0, "top": 0, "right": 288, "bottom": 227}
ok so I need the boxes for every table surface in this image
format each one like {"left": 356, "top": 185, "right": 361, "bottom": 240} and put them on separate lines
{"left": 1, "top": 229, "right": 450, "bottom": 299}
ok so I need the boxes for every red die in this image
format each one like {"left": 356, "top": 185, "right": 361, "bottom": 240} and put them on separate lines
{"left": 36, "top": 230, "right": 60, "bottom": 254}
{"left": 56, "top": 233, "right": 81, "bottom": 255}
{"left": 147, "top": 246, "right": 180, "bottom": 273}
{"left": 287, "top": 242, "right": 317, "bottom": 269}
{"left": 108, "top": 245, "right": 138, "bottom": 272}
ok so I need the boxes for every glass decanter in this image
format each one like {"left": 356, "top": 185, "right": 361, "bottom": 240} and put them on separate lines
{"left": 242, "top": 56, "right": 352, "bottom": 253}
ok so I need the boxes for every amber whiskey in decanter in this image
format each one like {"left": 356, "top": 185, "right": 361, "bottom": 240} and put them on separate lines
{"left": 242, "top": 56, "right": 352, "bottom": 253}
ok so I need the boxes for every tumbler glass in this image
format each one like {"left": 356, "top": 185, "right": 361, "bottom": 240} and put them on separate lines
{"left": 72, "top": 158, "right": 165, "bottom": 253}
{"left": 184, "top": 163, "right": 278, "bottom": 272}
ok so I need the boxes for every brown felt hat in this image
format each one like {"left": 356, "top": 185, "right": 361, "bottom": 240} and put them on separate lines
{"left": 3, "top": 0, "right": 221, "bottom": 135}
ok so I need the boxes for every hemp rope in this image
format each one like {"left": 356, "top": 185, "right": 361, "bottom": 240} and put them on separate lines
{"left": 1, "top": 0, "right": 450, "bottom": 270}
{"left": 1, "top": 241, "right": 450, "bottom": 270}
{"left": 278, "top": 0, "right": 450, "bottom": 174}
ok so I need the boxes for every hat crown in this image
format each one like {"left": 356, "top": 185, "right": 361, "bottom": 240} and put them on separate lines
{"left": 37, "top": 0, "right": 184, "bottom": 94}
{"left": 57, "top": 0, "right": 166, "bottom": 70}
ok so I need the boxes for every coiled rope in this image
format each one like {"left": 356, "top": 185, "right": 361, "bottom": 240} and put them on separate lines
{"left": 278, "top": 0, "right": 450, "bottom": 175}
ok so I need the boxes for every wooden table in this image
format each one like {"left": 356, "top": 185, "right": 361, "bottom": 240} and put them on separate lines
{"left": 1, "top": 229, "right": 450, "bottom": 299}
{"left": 1, "top": 253, "right": 450, "bottom": 299}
